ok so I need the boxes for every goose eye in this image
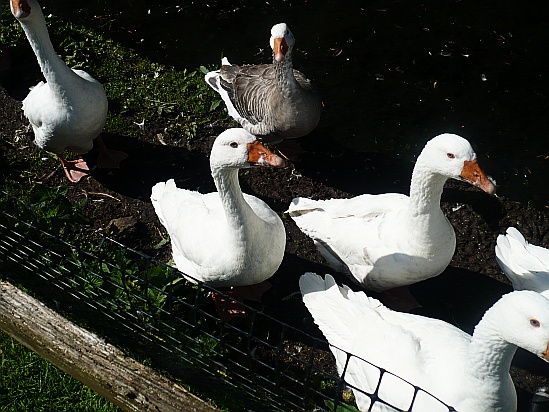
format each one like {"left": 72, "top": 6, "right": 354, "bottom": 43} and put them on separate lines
{"left": 447, "top": 153, "right": 455, "bottom": 159}
{"left": 230, "top": 142, "right": 238, "bottom": 148}
{"left": 530, "top": 318, "right": 541, "bottom": 328}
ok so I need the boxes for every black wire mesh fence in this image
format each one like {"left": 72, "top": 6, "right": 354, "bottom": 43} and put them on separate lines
{"left": 0, "top": 192, "right": 456, "bottom": 411}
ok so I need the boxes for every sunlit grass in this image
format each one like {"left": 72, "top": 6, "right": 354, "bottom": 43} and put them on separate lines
{"left": 1, "top": 3, "right": 223, "bottom": 142}
{"left": 0, "top": 5, "right": 234, "bottom": 411}
{"left": 45, "top": 14, "right": 222, "bottom": 140}
{"left": 0, "top": 331, "right": 120, "bottom": 411}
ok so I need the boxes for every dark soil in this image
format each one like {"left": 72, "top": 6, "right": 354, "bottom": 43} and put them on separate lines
{"left": 2, "top": 69, "right": 549, "bottom": 410}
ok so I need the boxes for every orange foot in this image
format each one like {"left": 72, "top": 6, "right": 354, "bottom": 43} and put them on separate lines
{"left": 97, "top": 149, "right": 129, "bottom": 169}
{"left": 59, "top": 156, "right": 89, "bottom": 183}
{"left": 96, "top": 135, "right": 128, "bottom": 169}
{"left": 211, "top": 291, "right": 247, "bottom": 322}
{"left": 211, "top": 281, "right": 272, "bottom": 322}
{"left": 381, "top": 286, "right": 422, "bottom": 312}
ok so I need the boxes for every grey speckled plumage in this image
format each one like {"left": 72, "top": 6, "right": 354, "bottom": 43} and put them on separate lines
{"left": 206, "top": 23, "right": 322, "bottom": 144}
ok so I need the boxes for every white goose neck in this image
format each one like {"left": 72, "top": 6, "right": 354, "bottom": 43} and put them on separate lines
{"left": 409, "top": 163, "right": 448, "bottom": 216}
{"left": 211, "top": 166, "right": 255, "bottom": 230}
{"left": 468, "top": 308, "right": 517, "bottom": 393}
{"left": 18, "top": 10, "right": 74, "bottom": 88}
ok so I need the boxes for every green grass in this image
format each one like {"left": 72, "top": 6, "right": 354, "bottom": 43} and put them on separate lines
{"left": 0, "top": 5, "right": 225, "bottom": 409}
{"left": 0, "top": 4, "right": 264, "bottom": 411}
{"left": 0, "top": 331, "right": 120, "bottom": 411}
{"left": 1, "top": 3, "right": 223, "bottom": 151}
{"left": 46, "top": 14, "right": 222, "bottom": 142}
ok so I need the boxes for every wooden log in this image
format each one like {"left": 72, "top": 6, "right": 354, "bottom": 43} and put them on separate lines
{"left": 0, "top": 280, "right": 218, "bottom": 412}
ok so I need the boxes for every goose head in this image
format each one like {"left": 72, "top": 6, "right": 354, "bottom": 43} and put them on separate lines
{"left": 418, "top": 133, "right": 496, "bottom": 194}
{"left": 486, "top": 291, "right": 549, "bottom": 362}
{"left": 10, "top": 0, "right": 34, "bottom": 21}
{"left": 270, "top": 23, "right": 295, "bottom": 62}
{"left": 210, "top": 128, "right": 286, "bottom": 171}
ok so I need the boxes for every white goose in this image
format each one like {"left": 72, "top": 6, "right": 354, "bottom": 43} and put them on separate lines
{"left": 300, "top": 273, "right": 549, "bottom": 412}
{"left": 205, "top": 23, "right": 322, "bottom": 144}
{"left": 10, "top": 0, "right": 127, "bottom": 182}
{"left": 288, "top": 134, "right": 496, "bottom": 306}
{"left": 496, "top": 227, "right": 549, "bottom": 298}
{"left": 151, "top": 128, "right": 286, "bottom": 295}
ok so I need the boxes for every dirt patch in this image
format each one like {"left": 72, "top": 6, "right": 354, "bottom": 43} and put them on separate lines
{"left": 1, "top": 71, "right": 549, "bottom": 409}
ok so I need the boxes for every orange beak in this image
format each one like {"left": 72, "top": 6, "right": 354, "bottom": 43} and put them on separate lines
{"left": 542, "top": 341, "right": 549, "bottom": 362}
{"left": 247, "top": 140, "right": 286, "bottom": 168}
{"left": 273, "top": 37, "right": 289, "bottom": 62}
{"left": 460, "top": 159, "right": 496, "bottom": 195}
{"left": 11, "top": 0, "right": 31, "bottom": 19}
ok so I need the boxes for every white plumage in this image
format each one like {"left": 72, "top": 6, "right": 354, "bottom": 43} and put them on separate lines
{"left": 300, "top": 272, "right": 549, "bottom": 411}
{"left": 288, "top": 134, "right": 496, "bottom": 292}
{"left": 496, "top": 227, "right": 549, "bottom": 298}
{"left": 10, "top": 0, "right": 126, "bottom": 182}
{"left": 151, "top": 128, "right": 286, "bottom": 287}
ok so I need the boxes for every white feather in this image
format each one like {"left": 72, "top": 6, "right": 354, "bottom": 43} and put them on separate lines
{"left": 288, "top": 134, "right": 496, "bottom": 291}
{"left": 300, "top": 273, "right": 549, "bottom": 411}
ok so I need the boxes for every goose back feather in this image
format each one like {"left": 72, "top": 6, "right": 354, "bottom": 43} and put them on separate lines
{"left": 300, "top": 273, "right": 549, "bottom": 411}
{"left": 205, "top": 23, "right": 322, "bottom": 143}
{"left": 11, "top": 0, "right": 107, "bottom": 155}
{"left": 288, "top": 134, "right": 496, "bottom": 291}
{"left": 151, "top": 128, "right": 286, "bottom": 286}
{"left": 496, "top": 227, "right": 549, "bottom": 297}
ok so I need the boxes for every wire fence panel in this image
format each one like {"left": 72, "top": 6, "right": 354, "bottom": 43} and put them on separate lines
{"left": 0, "top": 194, "right": 456, "bottom": 412}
